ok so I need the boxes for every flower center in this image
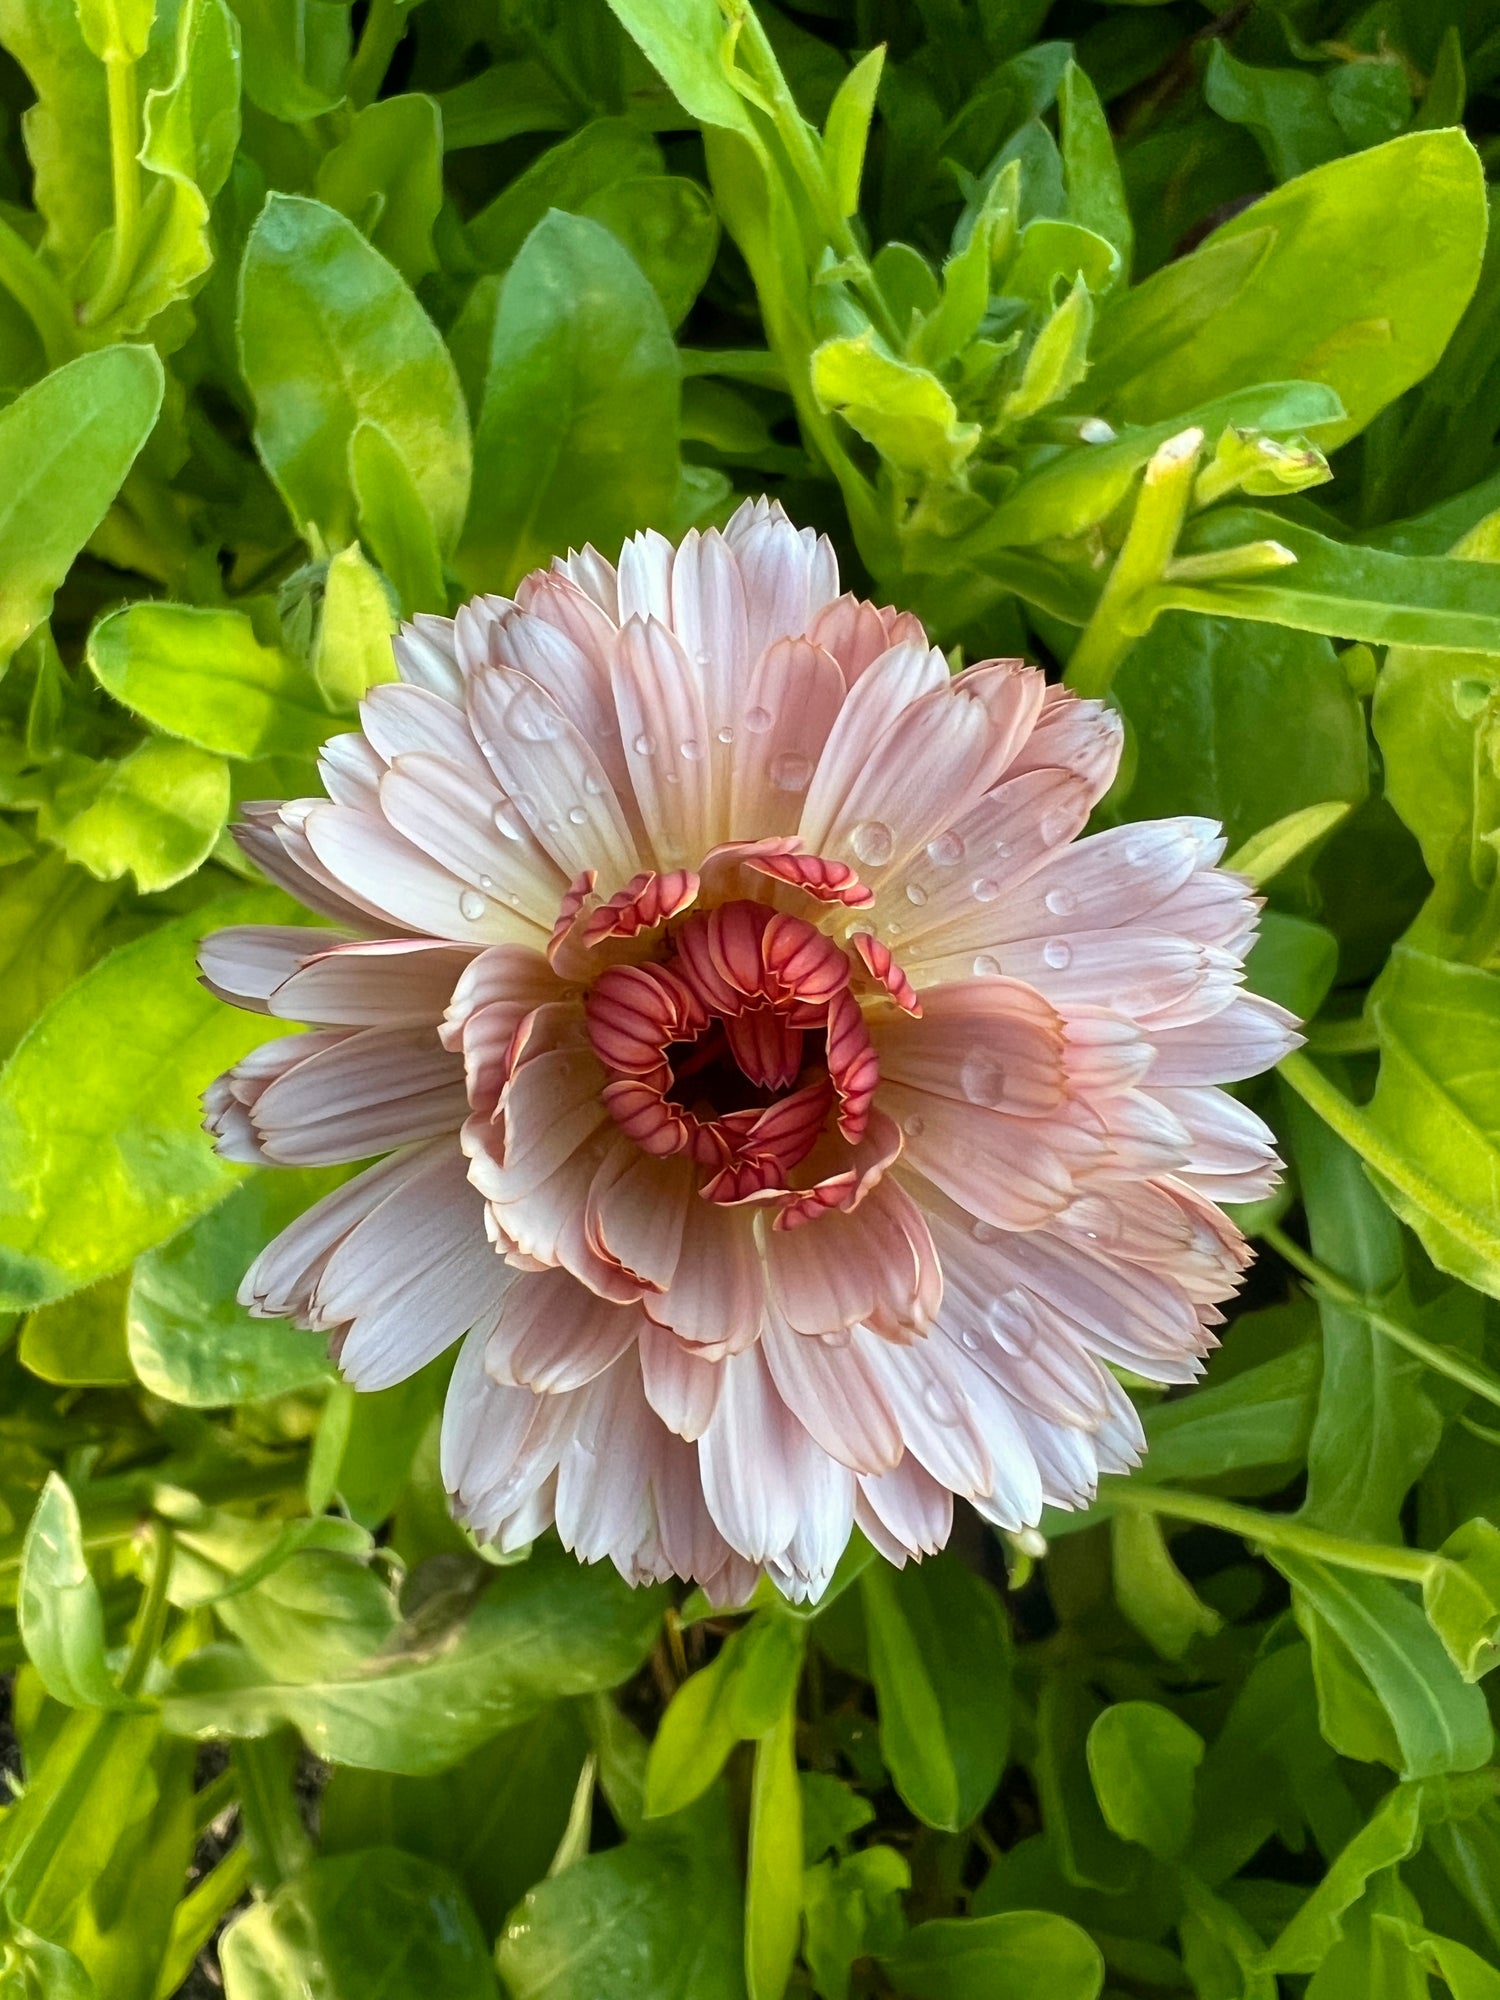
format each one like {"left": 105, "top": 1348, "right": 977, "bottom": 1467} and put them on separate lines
{"left": 584, "top": 900, "right": 878, "bottom": 1205}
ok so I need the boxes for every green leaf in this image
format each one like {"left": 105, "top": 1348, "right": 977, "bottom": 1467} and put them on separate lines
{"left": 860, "top": 1553, "right": 1012, "bottom": 1832}
{"left": 220, "top": 1846, "right": 497, "bottom": 1999}
{"left": 1286, "top": 1092, "right": 1442, "bottom": 1544}
{"left": 1375, "top": 1915, "right": 1500, "bottom": 2000}
{"left": 239, "top": 193, "right": 471, "bottom": 553}
{"left": 803, "top": 1846, "right": 909, "bottom": 2000}
{"left": 315, "top": 95, "right": 444, "bottom": 286}
{"left": 350, "top": 419, "right": 447, "bottom": 618}
{"left": 1227, "top": 801, "right": 1353, "bottom": 888}
{"left": 456, "top": 210, "right": 681, "bottom": 595}
{"left": 314, "top": 542, "right": 397, "bottom": 708}
{"left": 1134, "top": 1335, "right": 1318, "bottom": 1485}
{"left": 127, "top": 1167, "right": 342, "bottom": 1405}
{"left": 466, "top": 117, "right": 662, "bottom": 273}
{"left": 0, "top": 0, "right": 110, "bottom": 270}
{"left": 1364, "top": 944, "right": 1500, "bottom": 1298}
{"left": 496, "top": 1788, "right": 748, "bottom": 1999}
{"left": 52, "top": 737, "right": 229, "bottom": 893}
{"left": 813, "top": 331, "right": 980, "bottom": 480}
{"left": 1424, "top": 1519, "right": 1500, "bottom": 1683}
{"left": 0, "top": 348, "right": 164, "bottom": 671}
{"left": 1159, "top": 509, "right": 1500, "bottom": 652}
{"left": 1202, "top": 44, "right": 1345, "bottom": 183}
{"left": 1112, "top": 611, "right": 1367, "bottom": 854}
{"left": 141, "top": 0, "right": 240, "bottom": 211}
{"left": 645, "top": 1611, "right": 804, "bottom": 1817}
{"left": 1001, "top": 278, "right": 1093, "bottom": 425}
{"left": 0, "top": 889, "right": 299, "bottom": 1310}
{"left": 580, "top": 175, "right": 720, "bottom": 331}
{"left": 601, "top": 0, "right": 757, "bottom": 138}
{"left": 321, "top": 1706, "right": 589, "bottom": 1935}
{"left": 162, "top": 1541, "right": 663, "bottom": 1773}
{"left": 1058, "top": 60, "right": 1131, "bottom": 282}
{"left": 230, "top": 0, "right": 349, "bottom": 121}
{"left": 1088, "top": 130, "right": 1487, "bottom": 446}
{"left": 1263, "top": 1773, "right": 1498, "bottom": 1973}
{"left": 1245, "top": 910, "right": 1339, "bottom": 1020}
{"left": 1276, "top": 1553, "right": 1494, "bottom": 1779}
{"left": 1109, "top": 1511, "right": 1222, "bottom": 1661}
{"left": 745, "top": 1691, "right": 801, "bottom": 2000}
{"left": 18, "top": 1474, "right": 133, "bottom": 1710}
{"left": 881, "top": 1911, "right": 1104, "bottom": 2000}
{"left": 1085, "top": 1702, "right": 1204, "bottom": 1861}
{"left": 19, "top": 1269, "right": 134, "bottom": 1385}
{"left": 0, "top": 852, "right": 117, "bottom": 1062}
{"left": 823, "top": 45, "right": 884, "bottom": 219}
{"left": 88, "top": 602, "right": 333, "bottom": 759}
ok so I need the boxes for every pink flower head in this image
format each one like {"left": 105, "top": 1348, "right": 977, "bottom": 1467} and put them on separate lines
{"left": 202, "top": 500, "right": 1299, "bottom": 1604}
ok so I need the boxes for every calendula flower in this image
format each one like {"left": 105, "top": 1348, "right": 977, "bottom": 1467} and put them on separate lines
{"left": 202, "top": 500, "right": 1298, "bottom": 1604}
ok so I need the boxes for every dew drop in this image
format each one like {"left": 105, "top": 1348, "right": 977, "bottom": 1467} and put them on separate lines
{"left": 505, "top": 686, "right": 564, "bottom": 742}
{"left": 1040, "top": 809, "right": 1073, "bottom": 846}
{"left": 972, "top": 953, "right": 1002, "bottom": 978}
{"left": 971, "top": 1219, "right": 1000, "bottom": 1243}
{"left": 632, "top": 732, "right": 656, "bottom": 757}
{"left": 493, "top": 803, "right": 526, "bottom": 841}
{"left": 458, "top": 888, "right": 488, "bottom": 922}
{"left": 1065, "top": 1194, "right": 1119, "bottom": 1245}
{"left": 583, "top": 773, "right": 604, "bottom": 797}
{"left": 679, "top": 737, "right": 704, "bottom": 762}
{"left": 850, "top": 819, "right": 895, "bottom": 867}
{"left": 905, "top": 882, "right": 928, "bottom": 906}
{"left": 926, "top": 830, "right": 965, "bottom": 867}
{"left": 960, "top": 1050, "right": 1006, "bottom": 1108}
{"left": 479, "top": 874, "right": 494, "bottom": 891}
{"left": 971, "top": 877, "right": 1000, "bottom": 904}
{"left": 958, "top": 1329, "right": 980, "bottom": 1352}
{"left": 568, "top": 806, "right": 588, "bottom": 825}
{"left": 902, "top": 1113, "right": 925, "bottom": 1138}
{"left": 1042, "top": 938, "right": 1073, "bottom": 970}
{"left": 744, "top": 705, "right": 773, "bottom": 735}
{"left": 1044, "top": 886, "right": 1078, "bottom": 918}
{"left": 770, "top": 750, "right": 813, "bottom": 793}
{"left": 717, "top": 725, "right": 735, "bottom": 745}
{"left": 545, "top": 817, "right": 562, "bottom": 833}
{"left": 694, "top": 648, "right": 712, "bottom": 669}
{"left": 993, "top": 839, "right": 1012, "bottom": 860}
{"left": 920, "top": 1377, "right": 962, "bottom": 1426}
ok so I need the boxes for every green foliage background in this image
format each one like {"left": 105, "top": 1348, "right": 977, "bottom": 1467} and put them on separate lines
{"left": 3, "top": 0, "right": 1500, "bottom": 1993}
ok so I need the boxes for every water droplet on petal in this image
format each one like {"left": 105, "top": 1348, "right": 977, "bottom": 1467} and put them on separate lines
{"left": 583, "top": 773, "right": 604, "bottom": 797}
{"left": 770, "top": 750, "right": 813, "bottom": 792}
{"left": 927, "top": 830, "right": 965, "bottom": 867}
{"left": 717, "top": 725, "right": 735, "bottom": 745}
{"left": 920, "top": 1377, "right": 962, "bottom": 1426}
{"left": 971, "top": 877, "right": 1000, "bottom": 904}
{"left": 1044, "top": 886, "right": 1078, "bottom": 917}
{"left": 459, "top": 888, "right": 488, "bottom": 922}
{"left": 493, "top": 803, "right": 526, "bottom": 841}
{"left": 993, "top": 839, "right": 1012, "bottom": 860}
{"left": 851, "top": 819, "right": 895, "bottom": 866}
{"left": 568, "top": 806, "right": 588, "bottom": 825}
{"left": 1065, "top": 1194, "right": 1120, "bottom": 1245}
{"left": 545, "top": 818, "right": 562, "bottom": 833}
{"left": 902, "top": 1113, "right": 925, "bottom": 1138}
{"left": 1040, "top": 809, "right": 1073, "bottom": 846}
{"left": 679, "top": 737, "right": 704, "bottom": 762}
{"left": 905, "top": 882, "right": 928, "bottom": 906}
{"left": 744, "top": 705, "right": 773, "bottom": 735}
{"left": 479, "top": 874, "right": 494, "bottom": 891}
{"left": 1042, "top": 938, "right": 1073, "bottom": 970}
{"left": 972, "top": 953, "right": 1002, "bottom": 977}
{"left": 971, "top": 1219, "right": 999, "bottom": 1243}
{"left": 633, "top": 732, "right": 656, "bottom": 757}
{"left": 506, "top": 686, "right": 564, "bottom": 742}
{"left": 960, "top": 1050, "right": 1006, "bottom": 1107}
{"left": 959, "top": 1329, "right": 980, "bottom": 1352}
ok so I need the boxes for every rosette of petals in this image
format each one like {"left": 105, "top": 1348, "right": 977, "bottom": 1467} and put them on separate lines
{"left": 201, "top": 499, "right": 1299, "bottom": 1603}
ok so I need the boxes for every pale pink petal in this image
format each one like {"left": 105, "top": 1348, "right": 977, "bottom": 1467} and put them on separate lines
{"left": 643, "top": 1198, "right": 765, "bottom": 1353}
{"left": 240, "top": 1026, "right": 467, "bottom": 1165}
{"left": 883, "top": 1087, "right": 1104, "bottom": 1229}
{"left": 612, "top": 616, "right": 715, "bottom": 870}
{"left": 586, "top": 1146, "right": 695, "bottom": 1293}
{"left": 727, "top": 636, "right": 844, "bottom": 838}
{"left": 798, "top": 641, "right": 950, "bottom": 854}
{"left": 1146, "top": 993, "right": 1303, "bottom": 1083}
{"left": 721, "top": 497, "right": 840, "bottom": 652}
{"left": 639, "top": 1318, "right": 722, "bottom": 1439}
{"left": 1004, "top": 683, "right": 1123, "bottom": 802}
{"left": 1156, "top": 1085, "right": 1283, "bottom": 1201}
{"left": 302, "top": 801, "right": 527, "bottom": 945}
{"left": 199, "top": 926, "right": 338, "bottom": 1012}
{"left": 759, "top": 1310, "right": 903, "bottom": 1474}
{"left": 698, "top": 1343, "right": 831, "bottom": 1563}
{"left": 871, "top": 976, "right": 1067, "bottom": 1117}
{"left": 394, "top": 615, "right": 464, "bottom": 703}
{"left": 856, "top": 1456, "right": 953, "bottom": 1564}
{"left": 485, "top": 1267, "right": 642, "bottom": 1391}
{"left": 766, "top": 1176, "right": 940, "bottom": 1340}
{"left": 268, "top": 938, "right": 475, "bottom": 1027}
{"left": 239, "top": 1142, "right": 447, "bottom": 1319}
{"left": 986, "top": 818, "right": 1221, "bottom": 944}
{"left": 378, "top": 751, "right": 563, "bottom": 935}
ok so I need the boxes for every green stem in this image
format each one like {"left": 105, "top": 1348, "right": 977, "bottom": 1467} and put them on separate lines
{"left": 1306, "top": 1016, "right": 1379, "bottom": 1055}
{"left": 346, "top": 0, "right": 407, "bottom": 109}
{"left": 1266, "top": 1223, "right": 1500, "bottom": 1414}
{"left": 119, "top": 1522, "right": 174, "bottom": 1698}
{"left": 1279, "top": 1048, "right": 1500, "bottom": 1278}
{"left": 1066, "top": 427, "right": 1204, "bottom": 699}
{"left": 153, "top": 1844, "right": 253, "bottom": 2000}
{"left": 1101, "top": 1480, "right": 1437, "bottom": 1585}
{"left": 0, "top": 214, "right": 77, "bottom": 366}
{"left": 85, "top": 55, "right": 142, "bottom": 326}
